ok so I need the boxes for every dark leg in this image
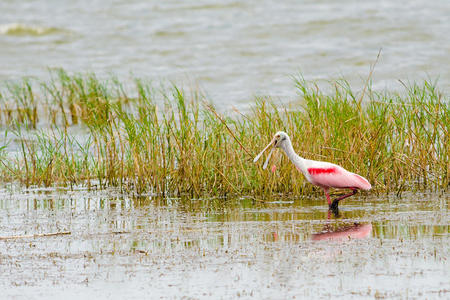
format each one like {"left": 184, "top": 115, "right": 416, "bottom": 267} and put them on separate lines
{"left": 329, "top": 189, "right": 358, "bottom": 211}
{"left": 329, "top": 205, "right": 340, "bottom": 218}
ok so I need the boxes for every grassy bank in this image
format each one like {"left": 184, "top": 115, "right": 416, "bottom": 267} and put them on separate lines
{"left": 0, "top": 70, "right": 448, "bottom": 196}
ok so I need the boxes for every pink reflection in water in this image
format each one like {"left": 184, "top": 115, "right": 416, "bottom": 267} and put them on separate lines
{"left": 311, "top": 223, "right": 372, "bottom": 241}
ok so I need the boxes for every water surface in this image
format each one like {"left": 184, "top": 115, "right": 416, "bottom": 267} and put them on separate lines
{"left": 0, "top": 188, "right": 448, "bottom": 299}
{"left": 0, "top": 0, "right": 449, "bottom": 108}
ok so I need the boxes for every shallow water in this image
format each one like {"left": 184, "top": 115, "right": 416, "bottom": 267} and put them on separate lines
{"left": 0, "top": 0, "right": 449, "bottom": 108}
{"left": 0, "top": 188, "right": 448, "bottom": 299}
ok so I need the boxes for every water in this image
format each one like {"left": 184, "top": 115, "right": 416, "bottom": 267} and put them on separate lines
{"left": 0, "top": 0, "right": 449, "bottom": 109}
{"left": 0, "top": 188, "right": 448, "bottom": 299}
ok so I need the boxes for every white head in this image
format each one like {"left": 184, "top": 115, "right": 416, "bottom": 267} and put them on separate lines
{"left": 253, "top": 131, "right": 291, "bottom": 169}
{"left": 272, "top": 131, "right": 290, "bottom": 149}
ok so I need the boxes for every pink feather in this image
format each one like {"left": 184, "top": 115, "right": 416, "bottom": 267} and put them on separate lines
{"left": 307, "top": 165, "right": 371, "bottom": 190}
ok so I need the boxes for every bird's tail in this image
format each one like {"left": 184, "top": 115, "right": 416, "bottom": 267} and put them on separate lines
{"left": 354, "top": 174, "right": 372, "bottom": 190}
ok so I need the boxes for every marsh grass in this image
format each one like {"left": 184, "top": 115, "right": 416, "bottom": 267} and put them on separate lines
{"left": 0, "top": 70, "right": 448, "bottom": 196}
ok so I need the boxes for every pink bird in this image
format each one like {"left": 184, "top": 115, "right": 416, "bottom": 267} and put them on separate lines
{"left": 253, "top": 131, "right": 371, "bottom": 211}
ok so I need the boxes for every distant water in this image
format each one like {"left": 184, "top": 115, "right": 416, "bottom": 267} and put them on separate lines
{"left": 0, "top": 0, "right": 449, "bottom": 108}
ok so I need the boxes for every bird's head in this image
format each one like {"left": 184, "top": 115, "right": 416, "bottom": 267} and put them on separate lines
{"left": 253, "top": 131, "right": 290, "bottom": 169}
{"left": 272, "top": 131, "right": 289, "bottom": 149}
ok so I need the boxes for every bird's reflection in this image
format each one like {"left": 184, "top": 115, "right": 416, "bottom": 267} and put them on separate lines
{"left": 311, "top": 222, "right": 372, "bottom": 241}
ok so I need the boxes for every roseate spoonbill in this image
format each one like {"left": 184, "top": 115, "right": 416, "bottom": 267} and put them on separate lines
{"left": 253, "top": 131, "right": 371, "bottom": 211}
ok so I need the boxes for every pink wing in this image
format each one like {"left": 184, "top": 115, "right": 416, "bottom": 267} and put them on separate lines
{"left": 307, "top": 166, "right": 371, "bottom": 190}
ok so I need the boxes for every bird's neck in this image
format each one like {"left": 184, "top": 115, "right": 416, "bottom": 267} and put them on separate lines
{"left": 281, "top": 141, "right": 308, "bottom": 175}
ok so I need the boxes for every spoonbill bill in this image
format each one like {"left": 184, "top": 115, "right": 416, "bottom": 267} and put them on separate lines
{"left": 253, "top": 131, "right": 371, "bottom": 211}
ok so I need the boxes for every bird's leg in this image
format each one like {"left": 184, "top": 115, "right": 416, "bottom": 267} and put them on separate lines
{"left": 327, "top": 210, "right": 334, "bottom": 220}
{"left": 329, "top": 206, "right": 340, "bottom": 218}
{"left": 323, "top": 188, "right": 331, "bottom": 206}
{"left": 335, "top": 189, "right": 358, "bottom": 202}
{"left": 329, "top": 189, "right": 357, "bottom": 211}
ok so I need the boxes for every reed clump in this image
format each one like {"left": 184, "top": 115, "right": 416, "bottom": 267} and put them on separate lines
{"left": 0, "top": 70, "right": 448, "bottom": 196}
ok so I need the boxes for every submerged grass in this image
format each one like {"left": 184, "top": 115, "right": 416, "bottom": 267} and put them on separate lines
{"left": 0, "top": 70, "right": 448, "bottom": 196}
